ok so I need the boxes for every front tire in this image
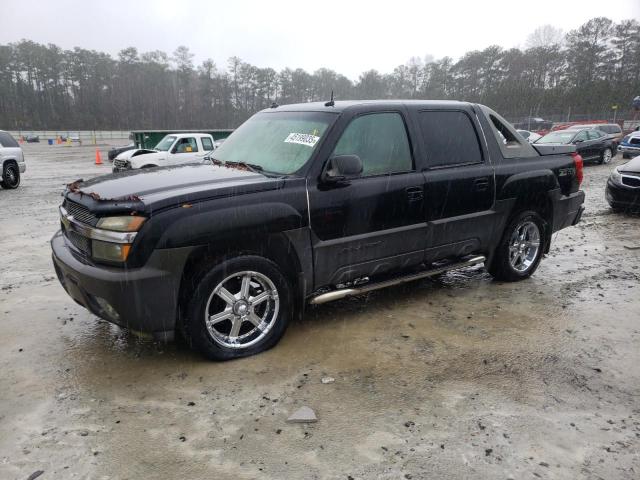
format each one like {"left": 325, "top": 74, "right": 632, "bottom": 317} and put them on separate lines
{"left": 488, "top": 211, "right": 546, "bottom": 282}
{"left": 184, "top": 255, "right": 292, "bottom": 361}
{"left": 0, "top": 162, "right": 20, "bottom": 189}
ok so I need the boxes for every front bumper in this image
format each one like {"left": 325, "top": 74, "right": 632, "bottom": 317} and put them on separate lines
{"left": 618, "top": 144, "right": 640, "bottom": 156}
{"left": 51, "top": 231, "right": 194, "bottom": 340}
{"left": 606, "top": 180, "right": 640, "bottom": 210}
{"left": 551, "top": 190, "right": 585, "bottom": 232}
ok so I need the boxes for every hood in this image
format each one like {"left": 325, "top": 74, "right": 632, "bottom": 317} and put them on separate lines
{"left": 619, "top": 156, "right": 640, "bottom": 174}
{"left": 65, "top": 164, "right": 283, "bottom": 214}
{"left": 115, "top": 148, "right": 157, "bottom": 160}
{"left": 129, "top": 150, "right": 168, "bottom": 165}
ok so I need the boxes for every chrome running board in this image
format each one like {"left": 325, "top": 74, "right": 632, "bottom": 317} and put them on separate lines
{"left": 309, "top": 255, "right": 486, "bottom": 305}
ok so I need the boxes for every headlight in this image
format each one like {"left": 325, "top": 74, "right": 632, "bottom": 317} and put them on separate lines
{"left": 610, "top": 167, "right": 623, "bottom": 185}
{"left": 97, "top": 216, "right": 145, "bottom": 232}
{"left": 92, "top": 240, "right": 132, "bottom": 262}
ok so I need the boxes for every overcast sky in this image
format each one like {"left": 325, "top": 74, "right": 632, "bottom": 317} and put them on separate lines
{"left": 1, "top": 0, "right": 638, "bottom": 79}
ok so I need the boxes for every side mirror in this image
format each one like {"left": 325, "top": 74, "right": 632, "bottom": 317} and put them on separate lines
{"left": 323, "top": 155, "right": 363, "bottom": 182}
{"left": 573, "top": 139, "right": 584, "bottom": 144}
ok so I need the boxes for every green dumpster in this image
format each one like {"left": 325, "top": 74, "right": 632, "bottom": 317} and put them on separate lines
{"left": 131, "top": 129, "right": 234, "bottom": 149}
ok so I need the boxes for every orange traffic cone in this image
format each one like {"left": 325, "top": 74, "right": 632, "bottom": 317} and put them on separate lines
{"left": 95, "top": 148, "right": 103, "bottom": 165}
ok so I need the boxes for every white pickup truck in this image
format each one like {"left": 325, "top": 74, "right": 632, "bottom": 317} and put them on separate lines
{"left": 112, "top": 133, "right": 215, "bottom": 172}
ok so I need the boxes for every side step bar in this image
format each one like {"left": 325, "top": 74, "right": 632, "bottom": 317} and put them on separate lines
{"left": 309, "top": 255, "right": 486, "bottom": 305}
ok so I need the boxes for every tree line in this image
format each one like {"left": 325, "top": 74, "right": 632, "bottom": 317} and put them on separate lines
{"left": 0, "top": 16, "right": 638, "bottom": 130}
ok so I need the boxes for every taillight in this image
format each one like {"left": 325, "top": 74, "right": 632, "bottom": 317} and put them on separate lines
{"left": 571, "top": 152, "right": 584, "bottom": 186}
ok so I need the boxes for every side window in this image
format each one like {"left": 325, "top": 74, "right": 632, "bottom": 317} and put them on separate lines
{"left": 0, "top": 132, "right": 19, "bottom": 148}
{"left": 418, "top": 111, "right": 483, "bottom": 167}
{"left": 332, "top": 112, "right": 413, "bottom": 176}
{"left": 175, "top": 137, "right": 198, "bottom": 153}
{"left": 574, "top": 131, "right": 588, "bottom": 142}
{"left": 201, "top": 137, "right": 214, "bottom": 151}
{"left": 588, "top": 130, "right": 602, "bottom": 140}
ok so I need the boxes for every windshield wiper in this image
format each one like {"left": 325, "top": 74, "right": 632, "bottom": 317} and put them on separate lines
{"left": 210, "top": 158, "right": 285, "bottom": 177}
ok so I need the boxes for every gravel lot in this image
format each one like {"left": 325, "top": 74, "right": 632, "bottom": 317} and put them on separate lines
{"left": 1, "top": 142, "right": 639, "bottom": 480}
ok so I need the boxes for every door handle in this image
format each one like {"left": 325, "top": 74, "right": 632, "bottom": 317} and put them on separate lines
{"left": 405, "top": 186, "right": 424, "bottom": 202}
{"left": 474, "top": 177, "right": 489, "bottom": 191}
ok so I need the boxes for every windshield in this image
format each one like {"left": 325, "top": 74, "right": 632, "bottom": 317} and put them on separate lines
{"left": 212, "top": 111, "right": 335, "bottom": 174}
{"left": 537, "top": 131, "right": 575, "bottom": 144}
{"left": 154, "top": 135, "right": 177, "bottom": 151}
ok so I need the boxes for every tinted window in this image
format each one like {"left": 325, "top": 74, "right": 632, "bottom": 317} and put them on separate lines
{"left": 419, "top": 111, "right": 483, "bottom": 167}
{"left": 601, "top": 125, "right": 621, "bottom": 134}
{"left": 332, "top": 112, "right": 412, "bottom": 176}
{"left": 0, "top": 132, "right": 19, "bottom": 148}
{"left": 201, "top": 137, "right": 213, "bottom": 151}
{"left": 175, "top": 137, "right": 198, "bottom": 153}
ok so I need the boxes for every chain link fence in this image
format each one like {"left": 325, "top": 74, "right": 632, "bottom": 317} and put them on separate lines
{"left": 7, "top": 130, "right": 131, "bottom": 143}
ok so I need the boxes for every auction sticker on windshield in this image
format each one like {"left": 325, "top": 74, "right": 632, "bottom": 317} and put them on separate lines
{"left": 284, "top": 132, "right": 320, "bottom": 147}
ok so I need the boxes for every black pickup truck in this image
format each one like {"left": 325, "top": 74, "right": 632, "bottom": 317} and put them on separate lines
{"left": 51, "top": 101, "right": 585, "bottom": 360}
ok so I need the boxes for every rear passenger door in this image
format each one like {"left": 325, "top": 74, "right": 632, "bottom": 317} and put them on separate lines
{"left": 416, "top": 110, "right": 495, "bottom": 262}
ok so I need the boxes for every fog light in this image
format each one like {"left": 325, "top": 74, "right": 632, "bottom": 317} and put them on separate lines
{"left": 94, "top": 296, "right": 120, "bottom": 321}
{"left": 92, "top": 240, "right": 131, "bottom": 262}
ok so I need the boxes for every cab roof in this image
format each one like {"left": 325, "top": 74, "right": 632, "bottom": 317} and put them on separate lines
{"left": 262, "top": 100, "right": 473, "bottom": 114}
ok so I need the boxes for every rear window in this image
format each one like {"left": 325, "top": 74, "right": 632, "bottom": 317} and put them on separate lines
{"left": 601, "top": 125, "right": 621, "bottom": 134}
{"left": 418, "top": 111, "right": 483, "bottom": 167}
{"left": 0, "top": 132, "right": 19, "bottom": 148}
{"left": 201, "top": 137, "right": 214, "bottom": 151}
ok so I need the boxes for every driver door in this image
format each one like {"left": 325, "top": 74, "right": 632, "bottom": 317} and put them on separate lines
{"left": 308, "top": 111, "right": 427, "bottom": 287}
{"left": 169, "top": 137, "right": 199, "bottom": 165}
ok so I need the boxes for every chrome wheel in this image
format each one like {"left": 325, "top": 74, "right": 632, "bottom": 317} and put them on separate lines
{"left": 602, "top": 148, "right": 612, "bottom": 164}
{"left": 204, "top": 271, "right": 279, "bottom": 349}
{"left": 3, "top": 164, "right": 19, "bottom": 188}
{"left": 508, "top": 220, "right": 541, "bottom": 273}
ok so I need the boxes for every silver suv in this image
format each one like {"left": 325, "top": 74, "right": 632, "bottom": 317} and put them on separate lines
{"left": 0, "top": 130, "right": 26, "bottom": 189}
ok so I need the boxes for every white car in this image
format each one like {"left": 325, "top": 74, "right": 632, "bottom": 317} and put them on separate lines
{"left": 113, "top": 133, "right": 215, "bottom": 172}
{"left": 0, "top": 130, "right": 26, "bottom": 189}
{"left": 516, "top": 130, "right": 542, "bottom": 143}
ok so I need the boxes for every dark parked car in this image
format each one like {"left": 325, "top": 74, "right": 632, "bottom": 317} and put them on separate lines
{"left": 51, "top": 100, "right": 585, "bottom": 360}
{"left": 25, "top": 135, "right": 40, "bottom": 143}
{"left": 536, "top": 128, "right": 615, "bottom": 164}
{"left": 566, "top": 123, "right": 623, "bottom": 149}
{"left": 606, "top": 156, "right": 640, "bottom": 211}
{"left": 108, "top": 143, "right": 136, "bottom": 161}
{"left": 514, "top": 117, "right": 553, "bottom": 132}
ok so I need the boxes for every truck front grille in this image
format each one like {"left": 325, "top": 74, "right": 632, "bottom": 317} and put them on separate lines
{"left": 65, "top": 229, "right": 92, "bottom": 256}
{"left": 63, "top": 199, "right": 98, "bottom": 226}
{"left": 113, "top": 158, "right": 130, "bottom": 169}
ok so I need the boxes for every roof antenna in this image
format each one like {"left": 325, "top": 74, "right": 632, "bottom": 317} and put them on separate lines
{"left": 324, "top": 90, "right": 334, "bottom": 107}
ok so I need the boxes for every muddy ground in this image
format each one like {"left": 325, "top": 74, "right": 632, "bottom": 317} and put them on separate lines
{"left": 1, "top": 141, "right": 639, "bottom": 480}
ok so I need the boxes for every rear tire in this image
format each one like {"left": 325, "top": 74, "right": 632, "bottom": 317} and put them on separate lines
{"left": 184, "top": 255, "right": 292, "bottom": 361}
{"left": 600, "top": 148, "right": 612, "bottom": 165}
{"left": 488, "top": 211, "right": 546, "bottom": 282}
{"left": 0, "top": 162, "right": 20, "bottom": 189}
